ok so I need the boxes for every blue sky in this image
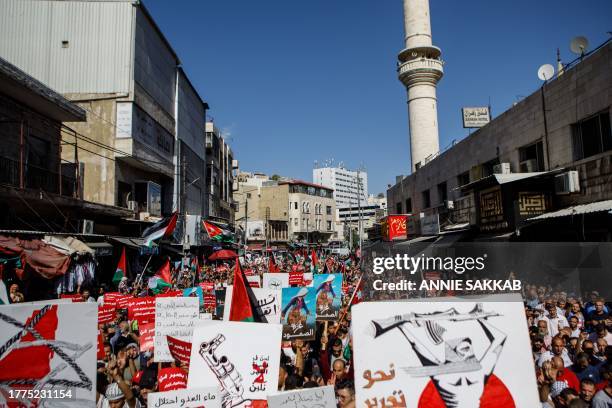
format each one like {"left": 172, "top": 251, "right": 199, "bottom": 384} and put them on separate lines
{"left": 145, "top": 0, "right": 611, "bottom": 195}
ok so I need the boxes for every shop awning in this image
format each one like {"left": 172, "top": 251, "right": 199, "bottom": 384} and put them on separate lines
{"left": 526, "top": 199, "right": 612, "bottom": 221}
{"left": 110, "top": 236, "right": 152, "bottom": 249}
{"left": 455, "top": 170, "right": 563, "bottom": 191}
{"left": 85, "top": 241, "right": 114, "bottom": 257}
{"left": 43, "top": 235, "right": 94, "bottom": 255}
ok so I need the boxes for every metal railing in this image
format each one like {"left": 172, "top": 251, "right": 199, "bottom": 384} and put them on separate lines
{"left": 0, "top": 156, "right": 77, "bottom": 197}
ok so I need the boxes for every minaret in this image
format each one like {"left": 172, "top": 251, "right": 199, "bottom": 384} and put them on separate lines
{"left": 398, "top": 0, "right": 443, "bottom": 171}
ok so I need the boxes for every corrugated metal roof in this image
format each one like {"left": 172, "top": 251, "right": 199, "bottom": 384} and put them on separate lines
{"left": 527, "top": 200, "right": 612, "bottom": 221}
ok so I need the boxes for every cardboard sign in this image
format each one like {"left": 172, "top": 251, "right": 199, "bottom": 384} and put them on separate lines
{"left": 128, "top": 297, "right": 155, "bottom": 324}
{"left": 223, "top": 286, "right": 282, "bottom": 324}
{"left": 352, "top": 294, "right": 539, "bottom": 408}
{"left": 154, "top": 297, "right": 199, "bottom": 362}
{"left": 267, "top": 385, "right": 336, "bottom": 408}
{"left": 158, "top": 367, "right": 188, "bottom": 391}
{"left": 263, "top": 273, "right": 289, "bottom": 290}
{"left": 0, "top": 303, "right": 97, "bottom": 405}
{"left": 147, "top": 387, "right": 220, "bottom": 408}
{"left": 167, "top": 335, "right": 192, "bottom": 366}
{"left": 280, "top": 287, "right": 316, "bottom": 341}
{"left": 139, "top": 322, "right": 155, "bottom": 353}
{"left": 199, "top": 281, "right": 215, "bottom": 291}
{"left": 188, "top": 321, "right": 282, "bottom": 403}
{"left": 288, "top": 272, "right": 303, "bottom": 286}
{"left": 313, "top": 274, "right": 342, "bottom": 321}
{"left": 103, "top": 292, "right": 122, "bottom": 308}
{"left": 98, "top": 304, "right": 116, "bottom": 324}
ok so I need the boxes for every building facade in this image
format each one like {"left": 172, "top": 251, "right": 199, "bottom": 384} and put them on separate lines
{"left": 313, "top": 166, "right": 368, "bottom": 209}
{"left": 284, "top": 180, "right": 336, "bottom": 244}
{"left": 0, "top": 0, "right": 211, "bottom": 240}
{"left": 387, "top": 40, "right": 612, "bottom": 241}
{"left": 205, "top": 122, "right": 236, "bottom": 225}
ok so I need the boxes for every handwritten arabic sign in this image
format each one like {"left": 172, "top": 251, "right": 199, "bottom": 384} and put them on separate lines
{"left": 313, "top": 274, "right": 341, "bottom": 321}
{"left": 280, "top": 287, "right": 316, "bottom": 341}
{"left": 147, "top": 387, "right": 220, "bottom": 408}
{"left": 267, "top": 385, "right": 336, "bottom": 408}
{"left": 223, "top": 286, "right": 282, "bottom": 324}
{"left": 462, "top": 106, "right": 490, "bottom": 128}
{"left": 352, "top": 294, "right": 539, "bottom": 408}
{"left": 263, "top": 273, "right": 289, "bottom": 290}
{"left": 154, "top": 297, "right": 199, "bottom": 362}
{"left": 187, "top": 321, "right": 282, "bottom": 403}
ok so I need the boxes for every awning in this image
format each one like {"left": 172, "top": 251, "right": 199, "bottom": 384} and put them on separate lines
{"left": 43, "top": 235, "right": 94, "bottom": 255}
{"left": 455, "top": 169, "right": 563, "bottom": 191}
{"left": 526, "top": 199, "right": 612, "bottom": 221}
{"left": 110, "top": 236, "right": 152, "bottom": 249}
{"left": 85, "top": 241, "right": 114, "bottom": 257}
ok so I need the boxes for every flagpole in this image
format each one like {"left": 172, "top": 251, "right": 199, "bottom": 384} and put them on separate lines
{"left": 339, "top": 275, "right": 362, "bottom": 324}
{"left": 135, "top": 254, "right": 154, "bottom": 288}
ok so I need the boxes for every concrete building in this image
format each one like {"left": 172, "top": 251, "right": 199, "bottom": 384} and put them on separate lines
{"left": 313, "top": 166, "right": 368, "bottom": 209}
{"left": 387, "top": 39, "right": 612, "bottom": 241}
{"left": 338, "top": 194, "right": 387, "bottom": 241}
{"left": 0, "top": 56, "right": 133, "bottom": 234}
{"left": 234, "top": 174, "right": 337, "bottom": 247}
{"left": 205, "top": 122, "right": 237, "bottom": 225}
{"left": 0, "top": 0, "right": 209, "bottom": 241}
{"left": 398, "top": 0, "right": 444, "bottom": 171}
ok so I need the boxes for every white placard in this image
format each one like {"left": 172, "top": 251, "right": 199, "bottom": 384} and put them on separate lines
{"left": 188, "top": 321, "right": 282, "bottom": 404}
{"left": 148, "top": 387, "right": 221, "bottom": 408}
{"left": 0, "top": 303, "right": 97, "bottom": 406}
{"left": 223, "top": 286, "right": 282, "bottom": 323}
{"left": 267, "top": 385, "right": 336, "bottom": 408}
{"left": 352, "top": 294, "right": 539, "bottom": 408}
{"left": 154, "top": 297, "right": 199, "bottom": 362}
{"left": 263, "top": 273, "right": 290, "bottom": 289}
{"left": 462, "top": 106, "right": 490, "bottom": 128}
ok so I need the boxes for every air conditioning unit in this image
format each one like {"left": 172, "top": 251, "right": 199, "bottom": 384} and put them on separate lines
{"left": 232, "top": 159, "right": 239, "bottom": 169}
{"left": 82, "top": 219, "right": 94, "bottom": 234}
{"left": 519, "top": 159, "right": 538, "bottom": 172}
{"left": 555, "top": 171, "right": 580, "bottom": 194}
{"left": 445, "top": 200, "right": 455, "bottom": 210}
{"left": 493, "top": 163, "right": 511, "bottom": 174}
{"left": 127, "top": 200, "right": 137, "bottom": 211}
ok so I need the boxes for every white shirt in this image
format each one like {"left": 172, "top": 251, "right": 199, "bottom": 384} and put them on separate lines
{"left": 537, "top": 349, "right": 573, "bottom": 368}
{"left": 538, "top": 314, "right": 569, "bottom": 337}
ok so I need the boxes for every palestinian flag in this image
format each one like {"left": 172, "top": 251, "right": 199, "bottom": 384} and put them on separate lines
{"left": 112, "top": 247, "right": 127, "bottom": 285}
{"left": 310, "top": 249, "right": 319, "bottom": 273}
{"left": 148, "top": 259, "right": 172, "bottom": 294}
{"left": 203, "top": 220, "right": 234, "bottom": 243}
{"left": 142, "top": 212, "right": 178, "bottom": 247}
{"left": 268, "top": 254, "right": 280, "bottom": 273}
{"left": 229, "top": 260, "right": 267, "bottom": 323}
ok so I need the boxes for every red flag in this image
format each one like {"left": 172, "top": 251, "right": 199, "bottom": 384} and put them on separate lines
{"left": 229, "top": 261, "right": 263, "bottom": 322}
{"left": 112, "top": 247, "right": 127, "bottom": 284}
{"left": 157, "top": 367, "right": 187, "bottom": 391}
{"left": 155, "top": 259, "right": 172, "bottom": 285}
{"left": 350, "top": 276, "right": 364, "bottom": 305}
{"left": 167, "top": 336, "right": 191, "bottom": 366}
{"left": 268, "top": 255, "right": 280, "bottom": 273}
{"left": 311, "top": 249, "right": 318, "bottom": 266}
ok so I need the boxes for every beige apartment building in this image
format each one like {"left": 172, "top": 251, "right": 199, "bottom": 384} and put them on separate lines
{"left": 235, "top": 174, "right": 337, "bottom": 248}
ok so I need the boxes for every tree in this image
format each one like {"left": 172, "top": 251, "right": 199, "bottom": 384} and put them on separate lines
{"left": 271, "top": 174, "right": 281, "bottom": 181}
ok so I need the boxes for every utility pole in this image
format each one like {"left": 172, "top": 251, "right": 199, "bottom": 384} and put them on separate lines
{"left": 244, "top": 196, "right": 248, "bottom": 248}
{"left": 265, "top": 206, "right": 270, "bottom": 250}
{"left": 306, "top": 218, "right": 309, "bottom": 247}
{"left": 357, "top": 169, "right": 362, "bottom": 252}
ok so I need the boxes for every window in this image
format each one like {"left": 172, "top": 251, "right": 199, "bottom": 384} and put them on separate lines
{"left": 422, "top": 189, "right": 431, "bottom": 209}
{"left": 572, "top": 111, "right": 612, "bottom": 160}
{"left": 396, "top": 202, "right": 403, "bottom": 214}
{"left": 437, "top": 182, "right": 447, "bottom": 204}
{"left": 519, "top": 141, "right": 545, "bottom": 172}
{"left": 294, "top": 218, "right": 298, "bottom": 226}
{"left": 327, "top": 221, "right": 332, "bottom": 231}
{"left": 457, "top": 171, "right": 470, "bottom": 187}
{"left": 482, "top": 158, "right": 500, "bottom": 178}
{"left": 405, "top": 198, "right": 412, "bottom": 213}
{"left": 246, "top": 193, "right": 252, "bottom": 199}
{"left": 326, "top": 205, "right": 332, "bottom": 215}
{"left": 294, "top": 202, "right": 298, "bottom": 210}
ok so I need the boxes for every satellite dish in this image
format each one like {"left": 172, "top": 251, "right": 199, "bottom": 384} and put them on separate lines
{"left": 570, "top": 36, "right": 589, "bottom": 55}
{"left": 537, "top": 64, "right": 555, "bottom": 81}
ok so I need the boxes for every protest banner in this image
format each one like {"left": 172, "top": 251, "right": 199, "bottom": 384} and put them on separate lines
{"left": 97, "top": 330, "right": 105, "bottom": 360}
{"left": 184, "top": 286, "right": 204, "bottom": 306}
{"left": 199, "top": 281, "right": 215, "bottom": 292}
{"left": 247, "top": 275, "right": 261, "bottom": 288}
{"left": 116, "top": 294, "right": 131, "bottom": 309}
{"left": 288, "top": 271, "right": 303, "bottom": 286}
{"left": 157, "top": 290, "right": 184, "bottom": 298}
{"left": 200, "top": 313, "right": 213, "bottom": 320}
{"left": 167, "top": 335, "right": 192, "bottom": 366}
{"left": 263, "top": 273, "right": 289, "bottom": 290}
{"left": 154, "top": 297, "right": 199, "bottom": 362}
{"left": 103, "top": 292, "right": 122, "bottom": 307}
{"left": 204, "top": 293, "right": 216, "bottom": 308}
{"left": 60, "top": 293, "right": 83, "bottom": 302}
{"left": 267, "top": 385, "right": 336, "bottom": 408}
{"left": 223, "top": 286, "right": 282, "bottom": 324}
{"left": 147, "top": 387, "right": 220, "bottom": 408}
{"left": 139, "top": 322, "right": 155, "bottom": 353}
{"left": 0, "top": 302, "right": 97, "bottom": 405}
{"left": 280, "top": 287, "right": 316, "bottom": 341}
{"left": 127, "top": 296, "right": 155, "bottom": 324}
{"left": 188, "top": 321, "right": 282, "bottom": 406}
{"left": 352, "top": 294, "right": 540, "bottom": 408}
{"left": 158, "top": 367, "right": 188, "bottom": 391}
{"left": 313, "top": 274, "right": 341, "bottom": 321}
{"left": 98, "top": 304, "right": 116, "bottom": 324}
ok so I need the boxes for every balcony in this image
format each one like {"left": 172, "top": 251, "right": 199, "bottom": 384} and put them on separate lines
{"left": 0, "top": 156, "right": 78, "bottom": 198}
{"left": 397, "top": 58, "right": 444, "bottom": 87}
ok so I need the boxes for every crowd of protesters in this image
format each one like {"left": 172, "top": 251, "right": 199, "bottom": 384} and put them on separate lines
{"left": 3, "top": 246, "right": 611, "bottom": 408}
